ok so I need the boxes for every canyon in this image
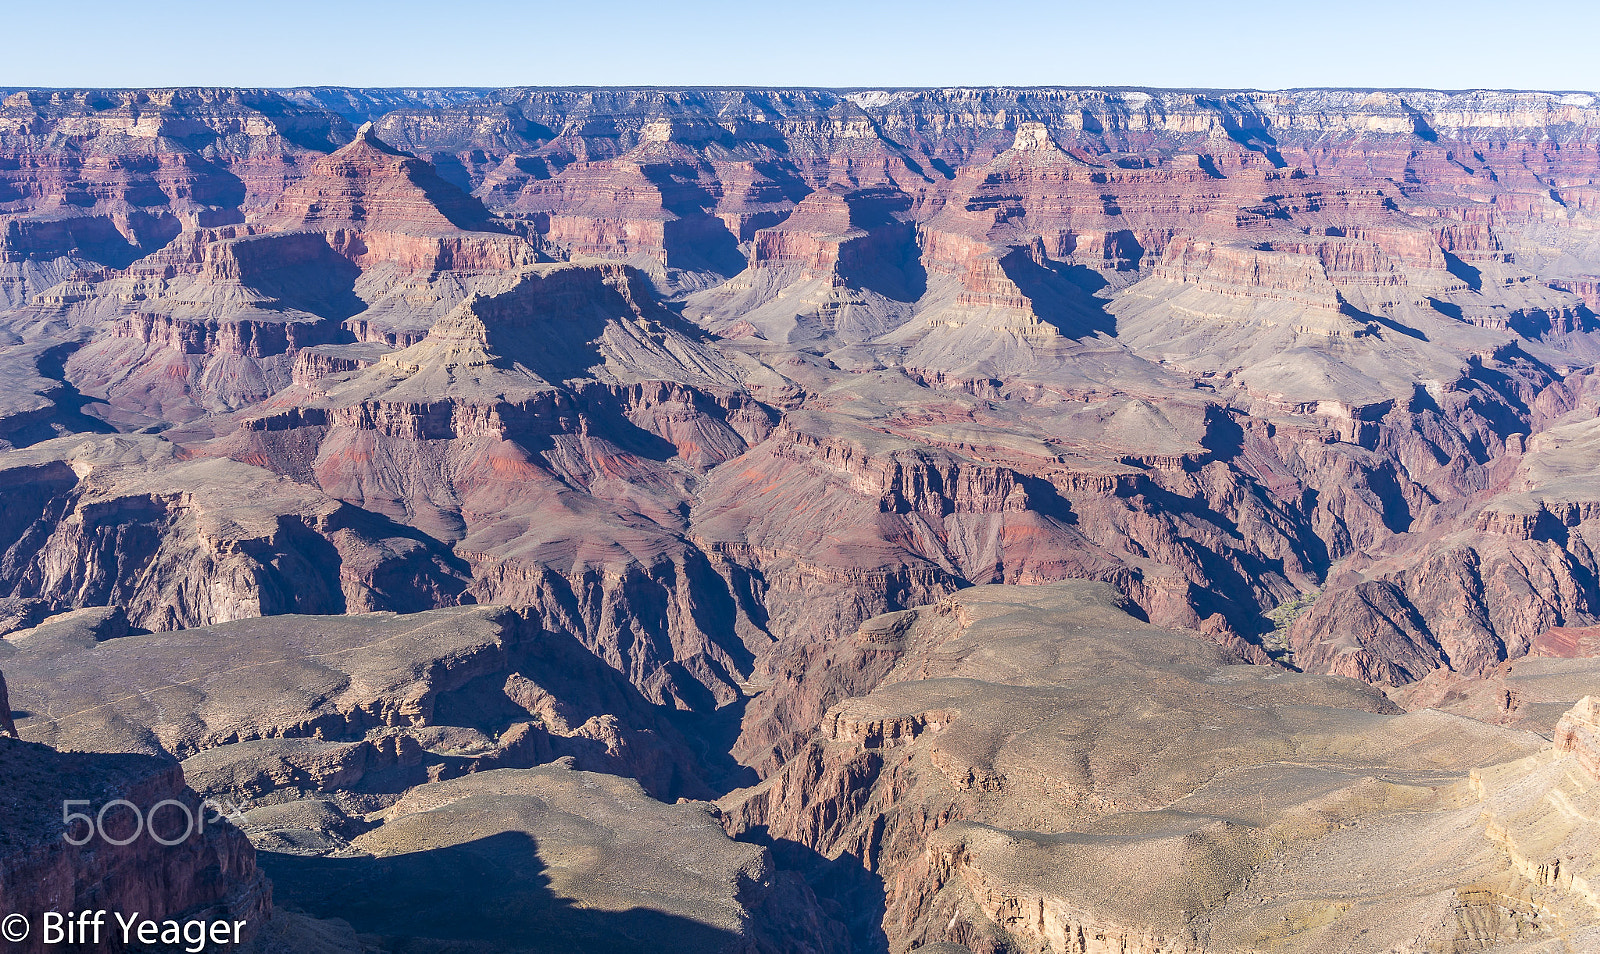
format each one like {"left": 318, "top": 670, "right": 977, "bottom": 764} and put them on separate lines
{"left": 1, "top": 85, "right": 1599, "bottom": 952}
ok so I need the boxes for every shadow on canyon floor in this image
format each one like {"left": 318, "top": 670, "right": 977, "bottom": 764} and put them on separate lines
{"left": 6, "top": 342, "right": 121, "bottom": 447}
{"left": 261, "top": 832, "right": 748, "bottom": 954}
{"left": 1002, "top": 253, "right": 1116, "bottom": 339}
{"left": 668, "top": 694, "right": 762, "bottom": 795}
{"left": 750, "top": 832, "right": 890, "bottom": 954}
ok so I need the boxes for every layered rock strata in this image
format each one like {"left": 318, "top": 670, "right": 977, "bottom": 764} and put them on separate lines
{"left": 722, "top": 582, "right": 1600, "bottom": 953}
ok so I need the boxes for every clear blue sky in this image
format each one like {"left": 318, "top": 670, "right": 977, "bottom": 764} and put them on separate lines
{"left": 5, "top": 0, "right": 1596, "bottom": 91}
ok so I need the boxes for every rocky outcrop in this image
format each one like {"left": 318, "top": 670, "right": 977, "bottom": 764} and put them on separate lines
{"left": 3, "top": 602, "right": 713, "bottom": 801}
{"left": 724, "top": 583, "right": 1591, "bottom": 954}
{"left": 0, "top": 435, "right": 471, "bottom": 630}
{"left": 0, "top": 88, "right": 349, "bottom": 266}
{"left": 260, "top": 122, "right": 497, "bottom": 234}
{"left": 6, "top": 125, "right": 546, "bottom": 427}
{"left": 0, "top": 668, "right": 15, "bottom": 738}
{"left": 252, "top": 123, "right": 542, "bottom": 282}
{"left": 910, "top": 823, "right": 1220, "bottom": 954}
{"left": 218, "top": 262, "right": 765, "bottom": 708}
{"left": 0, "top": 737, "right": 269, "bottom": 954}
{"left": 1471, "top": 696, "right": 1600, "bottom": 931}
{"left": 1556, "top": 696, "right": 1600, "bottom": 779}
{"left": 260, "top": 763, "right": 848, "bottom": 953}
{"left": 289, "top": 341, "right": 391, "bottom": 385}
{"left": 1284, "top": 398, "right": 1600, "bottom": 686}
{"left": 1287, "top": 536, "right": 1600, "bottom": 685}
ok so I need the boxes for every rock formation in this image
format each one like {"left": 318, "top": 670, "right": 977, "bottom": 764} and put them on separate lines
{"left": 0, "top": 667, "right": 15, "bottom": 738}
{"left": 1, "top": 601, "right": 843, "bottom": 950}
{"left": 259, "top": 763, "right": 846, "bottom": 953}
{"left": 3, "top": 85, "right": 1600, "bottom": 952}
{"left": 722, "top": 583, "right": 1600, "bottom": 953}
{"left": 0, "top": 735, "right": 269, "bottom": 954}
{"left": 1, "top": 602, "right": 714, "bottom": 801}
{"left": 1556, "top": 695, "right": 1600, "bottom": 777}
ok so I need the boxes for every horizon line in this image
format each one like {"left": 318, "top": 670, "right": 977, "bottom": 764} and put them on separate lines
{"left": 2, "top": 84, "right": 1596, "bottom": 96}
